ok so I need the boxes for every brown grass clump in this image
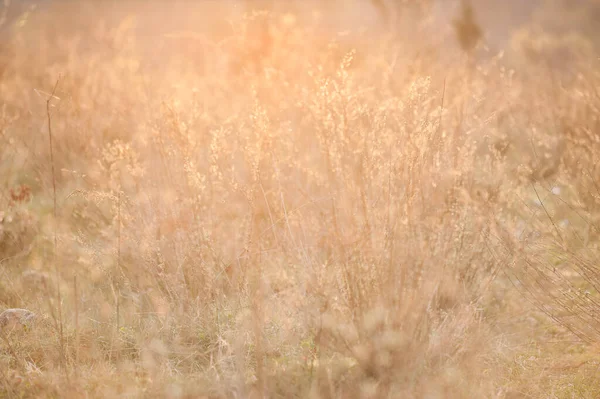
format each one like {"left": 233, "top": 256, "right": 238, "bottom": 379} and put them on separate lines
{"left": 0, "top": 0, "right": 599, "bottom": 398}
{"left": 0, "top": 309, "right": 37, "bottom": 333}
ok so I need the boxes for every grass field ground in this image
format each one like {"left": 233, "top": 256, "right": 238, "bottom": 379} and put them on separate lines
{"left": 1, "top": 1, "right": 600, "bottom": 398}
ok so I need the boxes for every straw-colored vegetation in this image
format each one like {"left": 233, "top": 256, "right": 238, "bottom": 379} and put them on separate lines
{"left": 1, "top": 1, "right": 600, "bottom": 397}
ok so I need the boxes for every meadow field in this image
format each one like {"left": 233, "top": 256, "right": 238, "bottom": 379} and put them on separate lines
{"left": 1, "top": 1, "right": 600, "bottom": 397}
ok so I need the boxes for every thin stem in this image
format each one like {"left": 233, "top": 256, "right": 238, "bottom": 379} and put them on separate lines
{"left": 46, "top": 76, "right": 65, "bottom": 369}
{"left": 74, "top": 275, "right": 79, "bottom": 376}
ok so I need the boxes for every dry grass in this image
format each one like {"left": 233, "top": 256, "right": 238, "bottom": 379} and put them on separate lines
{"left": 0, "top": 1, "right": 599, "bottom": 398}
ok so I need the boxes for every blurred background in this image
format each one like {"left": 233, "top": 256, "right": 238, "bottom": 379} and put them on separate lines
{"left": 2, "top": 0, "right": 600, "bottom": 55}
{"left": 1, "top": 1, "right": 600, "bottom": 398}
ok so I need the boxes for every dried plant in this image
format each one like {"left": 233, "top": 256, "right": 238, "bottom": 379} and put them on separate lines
{"left": 0, "top": 1, "right": 598, "bottom": 398}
